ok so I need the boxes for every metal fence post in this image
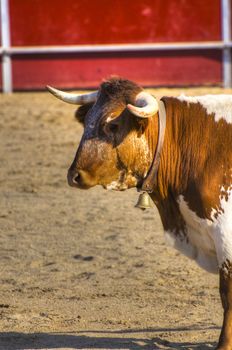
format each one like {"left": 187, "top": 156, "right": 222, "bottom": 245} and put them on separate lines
{"left": 0, "top": 0, "right": 12, "bottom": 93}
{"left": 222, "top": 0, "right": 232, "bottom": 88}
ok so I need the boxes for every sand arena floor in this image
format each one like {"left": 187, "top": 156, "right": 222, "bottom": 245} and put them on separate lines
{"left": 1, "top": 86, "right": 231, "bottom": 349}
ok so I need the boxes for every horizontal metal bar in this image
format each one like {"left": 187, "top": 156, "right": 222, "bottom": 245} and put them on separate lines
{"left": 0, "top": 41, "right": 232, "bottom": 55}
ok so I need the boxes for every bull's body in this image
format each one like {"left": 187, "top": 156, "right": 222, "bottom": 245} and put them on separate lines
{"left": 152, "top": 95, "right": 232, "bottom": 276}
{"left": 48, "top": 79, "right": 232, "bottom": 349}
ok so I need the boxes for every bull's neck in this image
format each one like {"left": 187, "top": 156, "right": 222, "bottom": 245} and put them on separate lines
{"left": 150, "top": 97, "right": 204, "bottom": 202}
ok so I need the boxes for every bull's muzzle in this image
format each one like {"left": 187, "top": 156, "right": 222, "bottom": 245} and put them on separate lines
{"left": 67, "top": 168, "right": 93, "bottom": 189}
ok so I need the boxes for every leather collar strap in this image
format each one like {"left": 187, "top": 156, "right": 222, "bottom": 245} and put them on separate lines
{"left": 141, "top": 99, "right": 166, "bottom": 193}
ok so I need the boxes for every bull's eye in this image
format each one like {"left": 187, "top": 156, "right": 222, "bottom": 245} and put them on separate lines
{"left": 103, "top": 122, "right": 119, "bottom": 136}
{"left": 108, "top": 123, "right": 118, "bottom": 133}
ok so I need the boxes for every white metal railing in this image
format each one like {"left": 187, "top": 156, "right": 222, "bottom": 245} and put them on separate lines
{"left": 0, "top": 0, "right": 232, "bottom": 93}
{"left": 0, "top": 0, "right": 12, "bottom": 93}
{"left": 1, "top": 41, "right": 232, "bottom": 54}
{"left": 222, "top": 0, "right": 232, "bottom": 87}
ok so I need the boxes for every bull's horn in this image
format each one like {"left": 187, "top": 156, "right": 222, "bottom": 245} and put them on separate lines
{"left": 127, "top": 91, "right": 159, "bottom": 118}
{"left": 46, "top": 85, "right": 98, "bottom": 105}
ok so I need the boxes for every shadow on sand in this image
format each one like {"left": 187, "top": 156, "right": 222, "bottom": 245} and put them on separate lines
{"left": 0, "top": 326, "right": 218, "bottom": 350}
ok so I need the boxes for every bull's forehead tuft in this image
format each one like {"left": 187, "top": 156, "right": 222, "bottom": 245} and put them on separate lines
{"left": 83, "top": 78, "right": 142, "bottom": 137}
{"left": 100, "top": 77, "right": 142, "bottom": 102}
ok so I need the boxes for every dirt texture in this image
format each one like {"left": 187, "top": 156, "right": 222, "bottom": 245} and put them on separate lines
{"left": 1, "top": 86, "right": 231, "bottom": 350}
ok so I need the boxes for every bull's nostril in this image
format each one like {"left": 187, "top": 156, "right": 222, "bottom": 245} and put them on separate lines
{"left": 73, "top": 172, "right": 81, "bottom": 184}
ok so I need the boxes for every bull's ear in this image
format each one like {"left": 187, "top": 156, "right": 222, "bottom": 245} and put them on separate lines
{"left": 75, "top": 102, "right": 94, "bottom": 125}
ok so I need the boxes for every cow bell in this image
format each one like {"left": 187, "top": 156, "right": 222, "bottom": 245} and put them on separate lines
{"left": 135, "top": 191, "right": 152, "bottom": 210}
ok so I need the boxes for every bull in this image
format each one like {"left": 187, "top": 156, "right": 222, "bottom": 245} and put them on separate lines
{"left": 48, "top": 77, "right": 232, "bottom": 349}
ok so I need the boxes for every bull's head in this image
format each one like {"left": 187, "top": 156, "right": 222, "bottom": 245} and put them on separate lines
{"left": 47, "top": 78, "right": 159, "bottom": 191}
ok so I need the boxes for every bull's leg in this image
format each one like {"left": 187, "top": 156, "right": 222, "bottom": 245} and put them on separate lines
{"left": 217, "top": 260, "right": 232, "bottom": 350}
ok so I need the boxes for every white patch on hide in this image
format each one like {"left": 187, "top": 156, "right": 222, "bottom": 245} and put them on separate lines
{"left": 164, "top": 230, "right": 196, "bottom": 259}
{"left": 167, "top": 190, "right": 232, "bottom": 273}
{"left": 164, "top": 230, "right": 218, "bottom": 273}
{"left": 177, "top": 94, "right": 232, "bottom": 123}
{"left": 176, "top": 196, "right": 218, "bottom": 273}
{"left": 210, "top": 187, "right": 232, "bottom": 267}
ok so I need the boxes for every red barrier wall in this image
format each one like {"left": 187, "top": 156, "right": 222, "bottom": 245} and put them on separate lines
{"left": 10, "top": 0, "right": 221, "bottom": 45}
{"left": 12, "top": 51, "right": 222, "bottom": 89}
{"left": 7, "top": 0, "right": 223, "bottom": 89}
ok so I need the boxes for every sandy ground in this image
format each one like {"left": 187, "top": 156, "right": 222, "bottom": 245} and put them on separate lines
{"left": 1, "top": 86, "right": 232, "bottom": 350}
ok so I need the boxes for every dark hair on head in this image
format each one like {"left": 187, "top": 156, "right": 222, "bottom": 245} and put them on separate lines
{"left": 100, "top": 77, "right": 142, "bottom": 104}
